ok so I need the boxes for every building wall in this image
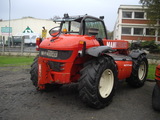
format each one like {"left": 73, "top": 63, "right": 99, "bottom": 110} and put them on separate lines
{"left": 114, "top": 5, "right": 160, "bottom": 42}
{"left": 0, "top": 17, "right": 58, "bottom": 41}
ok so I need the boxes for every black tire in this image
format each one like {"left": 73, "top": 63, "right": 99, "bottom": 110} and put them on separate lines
{"left": 30, "top": 56, "right": 38, "bottom": 87}
{"left": 126, "top": 54, "right": 148, "bottom": 88}
{"left": 152, "top": 84, "right": 160, "bottom": 111}
{"left": 30, "top": 56, "right": 62, "bottom": 91}
{"left": 78, "top": 56, "right": 118, "bottom": 109}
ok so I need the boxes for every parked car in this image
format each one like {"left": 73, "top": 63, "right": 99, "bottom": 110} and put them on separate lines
{"left": 12, "top": 36, "right": 22, "bottom": 45}
{"left": 22, "top": 33, "right": 40, "bottom": 46}
{"left": 152, "top": 64, "right": 160, "bottom": 111}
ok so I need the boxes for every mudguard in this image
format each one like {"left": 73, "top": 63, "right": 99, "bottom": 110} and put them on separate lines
{"left": 129, "top": 49, "right": 146, "bottom": 58}
{"left": 86, "top": 46, "right": 115, "bottom": 57}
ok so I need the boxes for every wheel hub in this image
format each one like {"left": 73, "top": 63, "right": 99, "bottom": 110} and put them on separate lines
{"left": 99, "top": 69, "right": 114, "bottom": 98}
{"left": 138, "top": 61, "right": 146, "bottom": 80}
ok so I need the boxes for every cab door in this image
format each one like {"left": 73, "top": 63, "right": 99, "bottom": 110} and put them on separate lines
{"left": 82, "top": 17, "right": 108, "bottom": 45}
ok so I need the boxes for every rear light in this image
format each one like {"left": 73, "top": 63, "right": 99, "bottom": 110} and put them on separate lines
{"left": 36, "top": 38, "right": 42, "bottom": 51}
{"left": 78, "top": 40, "right": 86, "bottom": 57}
{"left": 79, "top": 40, "right": 85, "bottom": 45}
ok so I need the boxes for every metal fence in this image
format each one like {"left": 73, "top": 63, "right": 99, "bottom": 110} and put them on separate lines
{"left": 0, "top": 36, "right": 38, "bottom": 56}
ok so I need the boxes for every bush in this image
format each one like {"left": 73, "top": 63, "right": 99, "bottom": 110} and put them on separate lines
{"left": 141, "top": 41, "right": 160, "bottom": 53}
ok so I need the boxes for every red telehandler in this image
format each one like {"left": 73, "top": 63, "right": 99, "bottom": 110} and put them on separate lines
{"left": 152, "top": 64, "right": 160, "bottom": 111}
{"left": 30, "top": 14, "right": 148, "bottom": 109}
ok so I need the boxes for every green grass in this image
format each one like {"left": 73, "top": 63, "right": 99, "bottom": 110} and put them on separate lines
{"left": 0, "top": 56, "right": 34, "bottom": 66}
{"left": 0, "top": 55, "right": 157, "bottom": 79}
{"left": 147, "top": 64, "right": 157, "bottom": 80}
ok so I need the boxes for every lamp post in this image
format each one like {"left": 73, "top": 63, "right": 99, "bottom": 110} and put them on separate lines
{"left": 8, "top": 0, "right": 11, "bottom": 47}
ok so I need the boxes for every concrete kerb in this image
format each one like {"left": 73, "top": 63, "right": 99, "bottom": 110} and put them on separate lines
{"left": 0, "top": 52, "right": 38, "bottom": 57}
{"left": 148, "top": 59, "right": 160, "bottom": 65}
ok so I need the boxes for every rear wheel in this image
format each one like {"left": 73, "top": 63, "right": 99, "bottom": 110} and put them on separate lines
{"left": 78, "top": 56, "right": 118, "bottom": 109}
{"left": 30, "top": 56, "right": 62, "bottom": 91}
{"left": 126, "top": 54, "right": 148, "bottom": 88}
{"left": 99, "top": 69, "right": 114, "bottom": 98}
{"left": 152, "top": 84, "right": 160, "bottom": 111}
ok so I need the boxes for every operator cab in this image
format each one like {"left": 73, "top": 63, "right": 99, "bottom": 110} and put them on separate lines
{"left": 51, "top": 14, "right": 108, "bottom": 40}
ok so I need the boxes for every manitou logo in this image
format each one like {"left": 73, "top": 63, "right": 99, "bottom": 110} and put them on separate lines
{"left": 106, "top": 41, "right": 128, "bottom": 49}
{"left": 106, "top": 42, "right": 116, "bottom": 48}
{"left": 124, "top": 64, "right": 132, "bottom": 67}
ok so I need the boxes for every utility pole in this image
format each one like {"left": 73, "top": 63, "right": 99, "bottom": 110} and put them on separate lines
{"left": 8, "top": 0, "right": 12, "bottom": 47}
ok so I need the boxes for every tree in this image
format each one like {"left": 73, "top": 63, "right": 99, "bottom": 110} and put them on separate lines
{"left": 50, "top": 16, "right": 61, "bottom": 20}
{"left": 107, "top": 30, "right": 113, "bottom": 39}
{"left": 140, "top": 0, "right": 160, "bottom": 27}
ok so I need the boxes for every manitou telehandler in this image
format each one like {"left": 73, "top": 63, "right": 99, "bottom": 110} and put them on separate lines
{"left": 152, "top": 64, "right": 160, "bottom": 111}
{"left": 30, "top": 14, "right": 148, "bottom": 109}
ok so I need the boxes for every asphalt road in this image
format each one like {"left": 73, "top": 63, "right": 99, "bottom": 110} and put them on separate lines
{"left": 0, "top": 66, "right": 159, "bottom": 120}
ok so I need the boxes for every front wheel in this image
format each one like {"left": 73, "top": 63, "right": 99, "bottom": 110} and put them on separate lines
{"left": 126, "top": 54, "right": 148, "bottom": 88}
{"left": 78, "top": 56, "right": 118, "bottom": 109}
{"left": 152, "top": 84, "right": 160, "bottom": 111}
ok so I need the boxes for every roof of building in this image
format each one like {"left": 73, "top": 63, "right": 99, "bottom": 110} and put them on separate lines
{"left": 0, "top": 17, "right": 53, "bottom": 22}
{"left": 117, "top": 5, "right": 148, "bottom": 13}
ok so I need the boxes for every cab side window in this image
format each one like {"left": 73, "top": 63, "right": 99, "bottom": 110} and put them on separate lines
{"left": 84, "top": 18, "right": 106, "bottom": 39}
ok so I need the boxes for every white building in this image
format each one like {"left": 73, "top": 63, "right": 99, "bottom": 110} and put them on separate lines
{"left": 114, "top": 5, "right": 160, "bottom": 42}
{"left": 0, "top": 17, "right": 58, "bottom": 43}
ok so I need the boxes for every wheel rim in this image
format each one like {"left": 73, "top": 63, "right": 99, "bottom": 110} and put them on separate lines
{"left": 99, "top": 69, "right": 114, "bottom": 98}
{"left": 138, "top": 61, "right": 146, "bottom": 80}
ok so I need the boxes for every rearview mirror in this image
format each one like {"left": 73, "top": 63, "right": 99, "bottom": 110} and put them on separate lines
{"left": 49, "top": 26, "right": 61, "bottom": 37}
{"left": 88, "top": 28, "right": 99, "bottom": 36}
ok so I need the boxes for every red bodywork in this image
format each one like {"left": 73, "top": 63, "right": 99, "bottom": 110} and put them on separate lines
{"left": 155, "top": 64, "right": 160, "bottom": 87}
{"left": 37, "top": 34, "right": 132, "bottom": 89}
{"left": 36, "top": 38, "right": 42, "bottom": 51}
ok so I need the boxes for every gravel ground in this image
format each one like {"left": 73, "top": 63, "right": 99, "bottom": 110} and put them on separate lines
{"left": 0, "top": 66, "right": 159, "bottom": 120}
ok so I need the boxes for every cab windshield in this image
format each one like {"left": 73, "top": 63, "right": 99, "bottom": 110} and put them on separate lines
{"left": 61, "top": 21, "right": 80, "bottom": 34}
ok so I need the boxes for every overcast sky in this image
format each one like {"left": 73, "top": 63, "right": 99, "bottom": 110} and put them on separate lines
{"left": 1, "top": 0, "right": 141, "bottom": 31}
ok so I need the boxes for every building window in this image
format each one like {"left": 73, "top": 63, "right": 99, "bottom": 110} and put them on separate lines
{"left": 134, "top": 12, "right": 144, "bottom": 19}
{"left": 158, "top": 29, "right": 160, "bottom": 36}
{"left": 122, "top": 27, "right": 131, "bottom": 34}
{"left": 146, "top": 28, "right": 155, "bottom": 36}
{"left": 122, "top": 11, "right": 132, "bottom": 18}
{"left": 134, "top": 28, "right": 143, "bottom": 35}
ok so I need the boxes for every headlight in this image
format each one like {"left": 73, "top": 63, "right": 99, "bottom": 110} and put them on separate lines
{"left": 40, "top": 49, "right": 72, "bottom": 60}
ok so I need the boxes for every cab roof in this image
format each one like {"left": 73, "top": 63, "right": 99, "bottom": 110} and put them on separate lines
{"left": 53, "top": 14, "right": 104, "bottom": 23}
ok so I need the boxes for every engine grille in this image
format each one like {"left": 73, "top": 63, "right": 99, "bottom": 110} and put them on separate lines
{"left": 48, "top": 61, "right": 63, "bottom": 72}
{"left": 40, "top": 48, "right": 72, "bottom": 60}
